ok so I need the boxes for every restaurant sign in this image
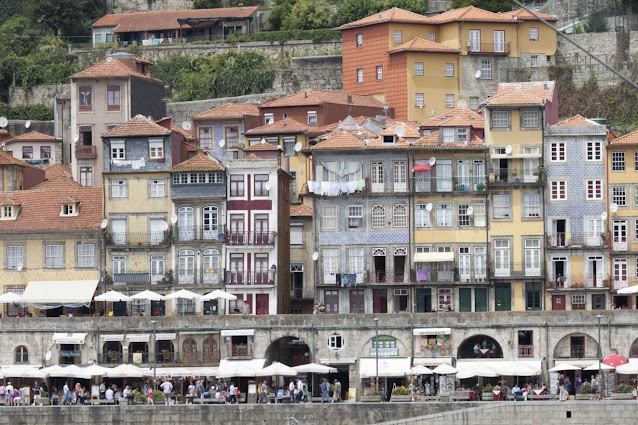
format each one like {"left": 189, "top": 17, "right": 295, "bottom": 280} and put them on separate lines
{"left": 59, "top": 351, "right": 81, "bottom": 357}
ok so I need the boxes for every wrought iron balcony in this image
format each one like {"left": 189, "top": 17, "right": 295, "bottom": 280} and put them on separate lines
{"left": 225, "top": 231, "right": 275, "bottom": 246}
{"left": 107, "top": 232, "right": 170, "bottom": 247}
{"left": 173, "top": 225, "right": 224, "bottom": 242}
{"left": 413, "top": 268, "right": 488, "bottom": 283}
{"left": 546, "top": 232, "right": 607, "bottom": 248}
{"left": 75, "top": 145, "right": 97, "bottom": 159}
{"left": 225, "top": 270, "right": 275, "bottom": 285}
{"left": 489, "top": 262, "right": 545, "bottom": 279}
{"left": 546, "top": 274, "right": 608, "bottom": 289}
{"left": 468, "top": 42, "right": 511, "bottom": 55}
{"left": 489, "top": 168, "right": 543, "bottom": 184}
{"left": 412, "top": 176, "right": 487, "bottom": 193}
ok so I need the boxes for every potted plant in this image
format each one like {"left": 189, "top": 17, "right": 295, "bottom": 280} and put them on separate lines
{"left": 390, "top": 385, "right": 411, "bottom": 402}
{"left": 104, "top": 272, "right": 113, "bottom": 285}
{"left": 39, "top": 390, "right": 50, "bottom": 406}
{"left": 576, "top": 382, "right": 591, "bottom": 400}
{"left": 482, "top": 383, "right": 494, "bottom": 401}
{"left": 361, "top": 391, "right": 382, "bottom": 402}
{"left": 612, "top": 383, "right": 634, "bottom": 400}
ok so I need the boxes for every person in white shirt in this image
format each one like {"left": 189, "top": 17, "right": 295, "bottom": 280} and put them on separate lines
{"left": 62, "top": 382, "right": 71, "bottom": 405}
{"left": 160, "top": 381, "right": 173, "bottom": 405}
{"left": 105, "top": 388, "right": 114, "bottom": 400}
{"left": 297, "top": 379, "right": 304, "bottom": 403}
{"left": 289, "top": 380, "right": 296, "bottom": 403}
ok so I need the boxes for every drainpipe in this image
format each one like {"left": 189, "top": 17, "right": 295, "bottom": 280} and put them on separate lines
{"left": 545, "top": 320, "right": 550, "bottom": 386}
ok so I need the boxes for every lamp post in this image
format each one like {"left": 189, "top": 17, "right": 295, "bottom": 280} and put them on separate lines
{"left": 152, "top": 320, "right": 157, "bottom": 391}
{"left": 597, "top": 314, "right": 604, "bottom": 397}
{"left": 374, "top": 317, "right": 379, "bottom": 397}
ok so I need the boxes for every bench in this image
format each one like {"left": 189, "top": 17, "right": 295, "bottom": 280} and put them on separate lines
{"left": 529, "top": 394, "right": 559, "bottom": 401}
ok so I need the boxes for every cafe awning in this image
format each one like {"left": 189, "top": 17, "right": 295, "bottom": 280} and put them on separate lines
{"left": 413, "top": 252, "right": 454, "bottom": 263}
{"left": 127, "top": 334, "right": 150, "bottom": 343}
{"left": 217, "top": 359, "right": 265, "bottom": 378}
{"left": 221, "top": 329, "right": 255, "bottom": 337}
{"left": 413, "top": 357, "right": 453, "bottom": 366}
{"left": 456, "top": 360, "right": 542, "bottom": 379}
{"left": 21, "top": 280, "right": 99, "bottom": 309}
{"left": 101, "top": 335, "right": 124, "bottom": 342}
{"left": 53, "top": 333, "right": 87, "bottom": 344}
{"left": 359, "top": 357, "right": 411, "bottom": 378}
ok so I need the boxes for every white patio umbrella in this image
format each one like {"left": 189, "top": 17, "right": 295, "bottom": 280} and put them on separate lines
{"left": 104, "top": 364, "right": 146, "bottom": 378}
{"left": 615, "top": 362, "right": 638, "bottom": 375}
{"left": 216, "top": 364, "right": 259, "bottom": 379}
{"left": 583, "top": 363, "right": 615, "bottom": 371}
{"left": 1, "top": 365, "right": 46, "bottom": 379}
{"left": 201, "top": 290, "right": 237, "bottom": 301}
{"left": 163, "top": 367, "right": 193, "bottom": 378}
{"left": 548, "top": 363, "right": 582, "bottom": 372}
{"left": 495, "top": 361, "right": 540, "bottom": 377}
{"left": 407, "top": 365, "right": 434, "bottom": 376}
{"left": 256, "top": 362, "right": 298, "bottom": 378}
{"left": 293, "top": 363, "right": 337, "bottom": 374}
{"left": 617, "top": 285, "right": 638, "bottom": 295}
{"left": 455, "top": 363, "right": 497, "bottom": 380}
{"left": 95, "top": 290, "right": 132, "bottom": 302}
{"left": 145, "top": 368, "right": 170, "bottom": 378}
{"left": 188, "top": 367, "right": 219, "bottom": 377}
{"left": 432, "top": 364, "right": 458, "bottom": 375}
{"left": 45, "top": 365, "right": 92, "bottom": 380}
{"left": 165, "top": 289, "right": 202, "bottom": 300}
{"left": 130, "top": 290, "right": 166, "bottom": 301}
{"left": 81, "top": 364, "right": 109, "bottom": 377}
{"left": 0, "top": 292, "right": 21, "bottom": 303}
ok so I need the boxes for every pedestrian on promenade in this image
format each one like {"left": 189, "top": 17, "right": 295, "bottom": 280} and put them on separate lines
{"left": 321, "top": 378, "right": 331, "bottom": 403}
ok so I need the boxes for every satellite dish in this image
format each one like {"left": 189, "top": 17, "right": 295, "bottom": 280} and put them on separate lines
{"left": 610, "top": 203, "right": 619, "bottom": 213}
{"left": 277, "top": 145, "right": 282, "bottom": 150}
{"left": 100, "top": 219, "right": 108, "bottom": 229}
{"left": 429, "top": 157, "right": 436, "bottom": 166}
{"left": 73, "top": 134, "right": 79, "bottom": 143}
{"left": 294, "top": 142, "right": 302, "bottom": 152}
{"left": 265, "top": 181, "right": 272, "bottom": 191}
{"left": 219, "top": 139, "right": 226, "bottom": 148}
{"left": 426, "top": 203, "right": 433, "bottom": 212}
{"left": 396, "top": 126, "right": 405, "bottom": 138}
{"left": 457, "top": 99, "right": 467, "bottom": 108}
{"left": 161, "top": 221, "right": 169, "bottom": 231}
{"left": 312, "top": 252, "right": 319, "bottom": 261}
{"left": 600, "top": 212, "right": 608, "bottom": 220}
{"left": 181, "top": 121, "right": 192, "bottom": 131}
{"left": 25, "top": 120, "right": 31, "bottom": 129}
{"left": 467, "top": 206, "right": 474, "bottom": 216}
{"left": 0, "top": 117, "right": 7, "bottom": 128}
{"left": 260, "top": 138, "right": 266, "bottom": 144}
{"left": 475, "top": 70, "right": 481, "bottom": 79}
{"left": 45, "top": 351, "right": 52, "bottom": 361}
{"left": 505, "top": 145, "right": 513, "bottom": 154}
{"left": 16, "top": 263, "right": 23, "bottom": 272}
{"left": 171, "top": 214, "right": 178, "bottom": 224}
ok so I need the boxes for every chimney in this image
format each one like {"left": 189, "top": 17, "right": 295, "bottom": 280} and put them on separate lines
{"left": 347, "top": 94, "right": 353, "bottom": 104}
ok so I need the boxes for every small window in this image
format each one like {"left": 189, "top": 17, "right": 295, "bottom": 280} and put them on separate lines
{"left": 290, "top": 224, "right": 303, "bottom": 245}
{"left": 328, "top": 334, "right": 344, "bottom": 350}
{"left": 445, "top": 63, "right": 454, "bottom": 77}
{"left": 469, "top": 97, "right": 479, "bottom": 110}
{"left": 283, "top": 137, "right": 296, "bottom": 156}
{"left": 41, "top": 146, "right": 51, "bottom": 159}
{"left": 356, "top": 68, "right": 363, "bottom": 83}
{"left": 415, "top": 93, "right": 424, "bottom": 107}
{"left": 481, "top": 59, "right": 492, "bottom": 80}
{"left": 106, "top": 33, "right": 114, "bottom": 43}
{"left": 493, "top": 194, "right": 511, "bottom": 218}
{"left": 79, "top": 86, "right": 92, "bottom": 111}
{"left": 587, "top": 142, "right": 602, "bottom": 161}
{"left": 376, "top": 65, "right": 383, "bottom": 81}
{"left": 530, "top": 55, "right": 538, "bottom": 68}
{"left": 414, "top": 62, "right": 424, "bottom": 76}
{"left": 111, "top": 180, "right": 127, "bottom": 198}
{"left": 372, "top": 205, "right": 386, "bottom": 229}
{"left": 550, "top": 181, "right": 567, "bottom": 200}
{"left": 550, "top": 142, "right": 566, "bottom": 162}
{"left": 586, "top": 180, "right": 603, "bottom": 200}
{"left": 530, "top": 27, "right": 539, "bottom": 41}
{"left": 458, "top": 203, "right": 470, "bottom": 227}
{"left": 107, "top": 85, "right": 121, "bottom": 111}
{"left": 264, "top": 113, "right": 274, "bottom": 125}
{"left": 1, "top": 205, "right": 15, "bottom": 220}
{"left": 457, "top": 128, "right": 467, "bottom": 142}
{"left": 22, "top": 146, "right": 33, "bottom": 159}
{"left": 415, "top": 204, "right": 431, "bottom": 227}
{"left": 394, "top": 29, "right": 402, "bottom": 44}
{"left": 150, "top": 179, "right": 165, "bottom": 197}
{"left": 521, "top": 110, "right": 540, "bottom": 128}
{"left": 199, "top": 127, "right": 213, "bottom": 149}
{"left": 445, "top": 94, "right": 454, "bottom": 108}
{"left": 393, "top": 204, "right": 407, "bottom": 228}
{"left": 149, "top": 140, "right": 164, "bottom": 160}
{"left": 307, "top": 111, "right": 317, "bottom": 125}
{"left": 6, "top": 245, "right": 24, "bottom": 269}
{"left": 428, "top": 32, "right": 436, "bottom": 42}
{"left": 491, "top": 111, "right": 510, "bottom": 129}
{"left": 442, "top": 128, "right": 454, "bottom": 143}
{"left": 356, "top": 33, "right": 363, "bottom": 48}
{"left": 61, "top": 203, "right": 76, "bottom": 216}
{"left": 254, "top": 174, "right": 269, "bottom": 196}
{"left": 14, "top": 346, "right": 28, "bottom": 364}
{"left": 77, "top": 243, "right": 95, "bottom": 268}
{"left": 322, "top": 205, "right": 338, "bottom": 231}
{"left": 612, "top": 151, "right": 625, "bottom": 171}
{"left": 613, "top": 186, "right": 627, "bottom": 206}
{"left": 111, "top": 141, "right": 125, "bottom": 159}
{"left": 230, "top": 175, "right": 244, "bottom": 197}
{"left": 45, "top": 244, "right": 63, "bottom": 268}
{"left": 348, "top": 205, "right": 363, "bottom": 228}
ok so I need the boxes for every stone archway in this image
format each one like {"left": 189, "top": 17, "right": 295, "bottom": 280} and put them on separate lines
{"left": 265, "top": 336, "right": 310, "bottom": 367}
{"left": 553, "top": 333, "right": 599, "bottom": 359}
{"left": 457, "top": 334, "right": 503, "bottom": 359}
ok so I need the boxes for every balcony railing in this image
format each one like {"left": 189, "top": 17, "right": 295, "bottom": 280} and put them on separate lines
{"left": 413, "top": 268, "right": 488, "bottom": 283}
{"left": 610, "top": 238, "right": 638, "bottom": 252}
{"left": 489, "top": 168, "right": 543, "bottom": 184}
{"left": 412, "top": 176, "right": 487, "bottom": 193}
{"left": 489, "top": 262, "right": 545, "bottom": 279}
{"left": 518, "top": 345, "right": 534, "bottom": 358}
{"left": 174, "top": 225, "right": 224, "bottom": 242}
{"left": 225, "top": 270, "right": 275, "bottom": 285}
{"left": 75, "top": 145, "right": 97, "bottom": 159}
{"left": 107, "top": 232, "right": 170, "bottom": 247}
{"left": 323, "top": 271, "right": 368, "bottom": 285}
{"left": 372, "top": 270, "right": 409, "bottom": 284}
{"left": 225, "top": 231, "right": 275, "bottom": 246}
{"left": 613, "top": 279, "right": 629, "bottom": 290}
{"left": 175, "top": 270, "right": 221, "bottom": 285}
{"left": 547, "top": 274, "right": 608, "bottom": 289}
{"left": 468, "top": 42, "right": 511, "bottom": 55}
{"left": 547, "top": 232, "right": 607, "bottom": 248}
{"left": 230, "top": 344, "right": 251, "bottom": 358}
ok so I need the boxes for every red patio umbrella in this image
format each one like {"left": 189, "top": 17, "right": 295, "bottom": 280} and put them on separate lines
{"left": 602, "top": 354, "right": 628, "bottom": 368}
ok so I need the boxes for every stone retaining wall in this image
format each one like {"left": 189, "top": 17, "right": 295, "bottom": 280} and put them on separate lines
{"left": 9, "top": 84, "right": 71, "bottom": 107}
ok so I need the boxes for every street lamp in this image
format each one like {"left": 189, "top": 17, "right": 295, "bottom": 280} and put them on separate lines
{"left": 374, "top": 317, "right": 379, "bottom": 397}
{"left": 597, "top": 314, "right": 605, "bottom": 397}
{"left": 151, "top": 320, "right": 157, "bottom": 391}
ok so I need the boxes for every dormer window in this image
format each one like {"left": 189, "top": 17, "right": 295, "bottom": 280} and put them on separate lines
{"left": 149, "top": 139, "right": 164, "bottom": 160}
{"left": 307, "top": 111, "right": 317, "bottom": 125}
{"left": 264, "top": 113, "right": 274, "bottom": 125}
{"left": 61, "top": 203, "right": 78, "bottom": 217}
{"left": 382, "top": 135, "right": 395, "bottom": 145}
{"left": 1, "top": 205, "right": 17, "bottom": 220}
{"left": 457, "top": 128, "right": 468, "bottom": 142}
{"left": 111, "top": 141, "right": 125, "bottom": 159}
{"left": 442, "top": 128, "right": 455, "bottom": 143}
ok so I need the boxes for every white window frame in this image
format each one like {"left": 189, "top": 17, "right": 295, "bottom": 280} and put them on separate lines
{"left": 415, "top": 204, "right": 431, "bottom": 228}
{"left": 149, "top": 139, "right": 164, "bottom": 160}
{"left": 394, "top": 29, "right": 402, "bottom": 44}
{"left": 480, "top": 59, "right": 492, "bottom": 80}
{"left": 469, "top": 97, "right": 479, "bottom": 110}
{"left": 550, "top": 181, "right": 567, "bottom": 201}
{"left": 473, "top": 203, "right": 486, "bottom": 227}
{"left": 110, "top": 140, "right": 125, "bottom": 160}
{"left": 415, "top": 93, "right": 424, "bottom": 107}
{"left": 372, "top": 205, "right": 386, "bottom": 229}
{"left": 6, "top": 245, "right": 24, "bottom": 270}
{"left": 458, "top": 203, "right": 470, "bottom": 227}
{"left": 198, "top": 127, "right": 212, "bottom": 149}
{"left": 586, "top": 141, "right": 602, "bottom": 161}
{"left": 530, "top": 27, "right": 539, "bottom": 40}
{"left": 586, "top": 179, "right": 603, "bottom": 200}
{"left": 550, "top": 142, "right": 566, "bottom": 162}
{"left": 264, "top": 113, "right": 274, "bottom": 125}
{"left": 442, "top": 128, "right": 454, "bottom": 143}
{"left": 77, "top": 243, "right": 95, "bottom": 268}
{"left": 150, "top": 179, "right": 165, "bottom": 198}
{"left": 393, "top": 204, "right": 408, "bottom": 228}
{"left": 523, "top": 193, "right": 541, "bottom": 218}
{"left": 491, "top": 111, "right": 509, "bottom": 129}
{"left": 307, "top": 111, "right": 317, "bottom": 125}
{"left": 428, "top": 31, "right": 436, "bottom": 42}
{"left": 445, "top": 63, "right": 454, "bottom": 77}
{"left": 348, "top": 205, "right": 363, "bottom": 229}
{"left": 612, "top": 151, "right": 625, "bottom": 171}
{"left": 45, "top": 244, "right": 63, "bottom": 269}
{"left": 530, "top": 55, "right": 538, "bottom": 67}
{"left": 328, "top": 334, "right": 344, "bottom": 350}
{"left": 414, "top": 62, "right": 424, "bottom": 76}
{"left": 613, "top": 186, "right": 627, "bottom": 207}
{"left": 356, "top": 68, "right": 363, "bottom": 83}
{"left": 348, "top": 248, "right": 364, "bottom": 274}
{"left": 436, "top": 203, "right": 452, "bottom": 227}
{"left": 321, "top": 205, "right": 338, "bottom": 231}
{"left": 445, "top": 94, "right": 454, "bottom": 108}
{"left": 376, "top": 65, "right": 383, "bottom": 81}
{"left": 356, "top": 33, "right": 363, "bottom": 47}
{"left": 521, "top": 110, "right": 540, "bottom": 128}
{"left": 457, "top": 128, "right": 468, "bottom": 142}
{"left": 493, "top": 194, "right": 511, "bottom": 218}
{"left": 111, "top": 179, "right": 127, "bottom": 198}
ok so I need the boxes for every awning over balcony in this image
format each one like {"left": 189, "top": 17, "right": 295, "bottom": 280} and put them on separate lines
{"left": 413, "top": 252, "right": 454, "bottom": 263}
{"left": 359, "top": 357, "right": 411, "bottom": 378}
{"left": 53, "top": 333, "right": 87, "bottom": 344}
{"left": 412, "top": 164, "right": 433, "bottom": 172}
{"left": 21, "top": 280, "right": 99, "bottom": 309}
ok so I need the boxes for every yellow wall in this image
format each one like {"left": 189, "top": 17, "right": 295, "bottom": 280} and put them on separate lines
{"left": 458, "top": 22, "right": 519, "bottom": 56}
{"left": 485, "top": 109, "right": 543, "bottom": 147}
{"left": 437, "top": 22, "right": 461, "bottom": 49}
{"left": 407, "top": 52, "right": 460, "bottom": 121}
{"left": 388, "top": 23, "right": 438, "bottom": 49}
{"left": 516, "top": 21, "right": 557, "bottom": 55}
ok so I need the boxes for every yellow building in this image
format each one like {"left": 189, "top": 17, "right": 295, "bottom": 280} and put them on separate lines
{"left": 102, "top": 115, "right": 174, "bottom": 316}
{"left": 0, "top": 175, "right": 102, "bottom": 318}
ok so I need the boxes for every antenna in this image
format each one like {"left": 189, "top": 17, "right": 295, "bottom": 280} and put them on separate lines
{"left": 505, "top": 145, "right": 513, "bottom": 154}
{"left": 25, "top": 120, "right": 31, "bottom": 129}
{"left": 171, "top": 214, "right": 178, "bottom": 224}
{"left": 610, "top": 203, "right": 619, "bottom": 213}
{"left": 396, "top": 126, "right": 405, "bottom": 138}
{"left": 457, "top": 99, "right": 467, "bottom": 108}
{"left": 73, "top": 134, "right": 80, "bottom": 143}
{"left": 181, "top": 121, "right": 192, "bottom": 131}
{"left": 294, "top": 142, "right": 302, "bottom": 152}
{"left": 100, "top": 219, "right": 108, "bottom": 229}
{"left": 312, "top": 252, "right": 319, "bottom": 261}
{"left": 425, "top": 203, "right": 433, "bottom": 212}
{"left": 16, "top": 263, "right": 23, "bottom": 272}
{"left": 600, "top": 212, "right": 608, "bottom": 221}
{"left": 0, "top": 117, "right": 7, "bottom": 128}
{"left": 265, "top": 181, "right": 272, "bottom": 191}
{"left": 429, "top": 157, "right": 436, "bottom": 166}
{"left": 45, "top": 351, "right": 52, "bottom": 361}
{"left": 219, "top": 139, "right": 226, "bottom": 148}
{"left": 260, "top": 138, "right": 266, "bottom": 144}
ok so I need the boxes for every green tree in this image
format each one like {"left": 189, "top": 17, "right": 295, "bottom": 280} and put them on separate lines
{"left": 26, "top": 0, "right": 105, "bottom": 37}
{"left": 584, "top": 11, "right": 608, "bottom": 33}
{"left": 450, "top": 0, "right": 513, "bottom": 13}
{"left": 621, "top": 0, "right": 638, "bottom": 12}
{"left": 335, "top": 0, "right": 381, "bottom": 26}
{"left": 268, "top": 0, "right": 297, "bottom": 30}
{"left": 381, "top": 0, "right": 429, "bottom": 14}
{"left": 0, "top": 0, "right": 26, "bottom": 26}
{"left": 281, "top": 0, "right": 335, "bottom": 30}
{"left": 192, "top": 0, "right": 223, "bottom": 8}
{"left": 0, "top": 16, "right": 41, "bottom": 57}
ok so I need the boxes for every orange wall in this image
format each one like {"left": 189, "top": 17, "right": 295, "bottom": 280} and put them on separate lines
{"left": 342, "top": 24, "right": 391, "bottom": 99}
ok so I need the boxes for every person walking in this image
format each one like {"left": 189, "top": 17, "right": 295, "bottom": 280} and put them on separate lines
{"left": 333, "top": 379, "right": 342, "bottom": 403}
{"left": 558, "top": 374, "right": 567, "bottom": 401}
{"left": 62, "top": 382, "right": 71, "bottom": 405}
{"left": 160, "top": 380, "right": 173, "bottom": 405}
{"left": 320, "top": 378, "right": 331, "bottom": 403}
{"left": 289, "top": 380, "right": 296, "bottom": 403}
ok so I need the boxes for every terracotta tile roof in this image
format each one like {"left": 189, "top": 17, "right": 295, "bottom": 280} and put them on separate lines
{"left": 193, "top": 103, "right": 260, "bottom": 121}
{"left": 380, "top": 123, "right": 420, "bottom": 138}
{"left": 182, "top": 141, "right": 202, "bottom": 153}
{"left": 310, "top": 130, "right": 414, "bottom": 151}
{"left": 5, "top": 131, "right": 57, "bottom": 145}
{"left": 93, "top": 6, "right": 259, "bottom": 32}
{"left": 244, "top": 153, "right": 262, "bottom": 160}
{"left": 335, "top": 7, "right": 432, "bottom": 30}
{"left": 484, "top": 88, "right": 545, "bottom": 107}
{"left": 500, "top": 9, "right": 558, "bottom": 21}
{"left": 431, "top": 6, "right": 516, "bottom": 23}
{"left": 609, "top": 129, "right": 638, "bottom": 147}
{"left": 246, "top": 118, "right": 309, "bottom": 136}
{"left": 72, "top": 57, "right": 154, "bottom": 80}
{"left": 171, "top": 152, "right": 224, "bottom": 171}
{"left": 306, "top": 121, "right": 341, "bottom": 138}
{"left": 496, "top": 81, "right": 555, "bottom": 103}
{"left": 290, "top": 204, "right": 313, "bottom": 217}
{"left": 421, "top": 106, "right": 484, "bottom": 129}
{"left": 171, "top": 125, "right": 195, "bottom": 141}
{"left": 0, "top": 176, "right": 102, "bottom": 233}
{"left": 104, "top": 115, "right": 171, "bottom": 138}
{"left": 260, "top": 89, "right": 384, "bottom": 109}
{"left": 387, "top": 37, "right": 459, "bottom": 54}
{"left": 555, "top": 114, "right": 599, "bottom": 126}
{"left": 243, "top": 142, "right": 282, "bottom": 152}
{"left": 0, "top": 150, "right": 39, "bottom": 169}
{"left": 44, "top": 164, "right": 73, "bottom": 180}
{"left": 412, "top": 130, "right": 486, "bottom": 149}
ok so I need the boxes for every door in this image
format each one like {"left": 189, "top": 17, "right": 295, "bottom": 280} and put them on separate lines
{"left": 202, "top": 206, "right": 218, "bottom": 240}
{"left": 587, "top": 256, "right": 604, "bottom": 287}
{"left": 494, "top": 283, "right": 511, "bottom": 311}
{"left": 254, "top": 254, "right": 269, "bottom": 284}
{"left": 416, "top": 288, "right": 431, "bottom": 313}
{"left": 151, "top": 300, "right": 166, "bottom": 316}
{"left": 324, "top": 290, "right": 339, "bottom": 314}
{"left": 371, "top": 161, "right": 385, "bottom": 192}
{"left": 254, "top": 214, "right": 269, "bottom": 245}
{"left": 472, "top": 160, "right": 486, "bottom": 190}
{"left": 230, "top": 215, "right": 245, "bottom": 245}
{"left": 393, "top": 161, "right": 407, "bottom": 192}
{"left": 586, "top": 219, "right": 603, "bottom": 246}
{"left": 178, "top": 207, "right": 194, "bottom": 241}
{"left": 474, "top": 288, "right": 488, "bottom": 312}
{"left": 552, "top": 295, "right": 566, "bottom": 311}
{"left": 494, "top": 30, "right": 505, "bottom": 52}
{"left": 552, "top": 219, "right": 566, "bottom": 246}
{"left": 469, "top": 29, "right": 480, "bottom": 52}
{"left": 150, "top": 217, "right": 164, "bottom": 245}
{"left": 498, "top": 158, "right": 509, "bottom": 181}
{"left": 373, "top": 289, "right": 388, "bottom": 313}
{"left": 457, "top": 160, "right": 470, "bottom": 190}
{"left": 436, "top": 160, "right": 452, "bottom": 192}
{"left": 494, "top": 240, "right": 510, "bottom": 276}
{"left": 523, "top": 158, "right": 539, "bottom": 182}
{"left": 459, "top": 288, "right": 472, "bottom": 312}
{"left": 374, "top": 254, "right": 386, "bottom": 283}
{"left": 202, "top": 249, "right": 220, "bottom": 284}
{"left": 525, "top": 239, "right": 541, "bottom": 276}
{"left": 230, "top": 254, "right": 244, "bottom": 284}
{"left": 111, "top": 218, "right": 126, "bottom": 245}
{"left": 459, "top": 247, "right": 471, "bottom": 281}
{"left": 256, "top": 294, "right": 269, "bottom": 315}
{"left": 178, "top": 250, "right": 195, "bottom": 284}
{"left": 350, "top": 290, "right": 365, "bottom": 313}
{"left": 414, "top": 160, "right": 432, "bottom": 192}
{"left": 393, "top": 252, "right": 406, "bottom": 282}
{"left": 613, "top": 220, "right": 628, "bottom": 251}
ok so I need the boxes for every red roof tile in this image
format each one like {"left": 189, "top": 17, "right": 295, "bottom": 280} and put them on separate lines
{"left": 244, "top": 153, "right": 262, "bottom": 160}
{"left": 387, "top": 37, "right": 459, "bottom": 54}
{"left": 72, "top": 57, "right": 154, "bottom": 80}
{"left": 500, "top": 9, "right": 558, "bottom": 21}
{"left": 104, "top": 115, "right": 171, "bottom": 138}
{"left": 335, "top": 7, "right": 432, "bottom": 30}
{"left": 171, "top": 125, "right": 195, "bottom": 141}
{"left": 609, "top": 129, "right": 638, "bottom": 147}
{"left": 246, "top": 118, "right": 309, "bottom": 136}
{"left": 93, "top": 7, "right": 258, "bottom": 32}
{"left": 171, "top": 152, "right": 224, "bottom": 171}
{"left": 44, "top": 164, "right": 72, "bottom": 180}
{"left": 555, "top": 114, "right": 599, "bottom": 126}
{"left": 0, "top": 150, "right": 39, "bottom": 169}
{"left": 421, "top": 106, "right": 484, "bottom": 129}
{"left": 484, "top": 88, "right": 545, "bottom": 107}
{"left": 431, "top": 6, "right": 516, "bottom": 23}
{"left": 496, "top": 81, "right": 555, "bottom": 103}
{"left": 413, "top": 130, "right": 486, "bottom": 149}
{"left": 260, "top": 89, "right": 384, "bottom": 109}
{"left": 243, "top": 142, "right": 282, "bottom": 152}
{"left": 290, "top": 204, "right": 313, "bottom": 217}
{"left": 380, "top": 123, "right": 420, "bottom": 138}
{"left": 5, "top": 131, "right": 57, "bottom": 145}
{"left": 193, "top": 103, "right": 260, "bottom": 121}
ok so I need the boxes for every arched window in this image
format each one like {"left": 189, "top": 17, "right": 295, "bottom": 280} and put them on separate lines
{"left": 393, "top": 204, "right": 407, "bottom": 227}
{"left": 202, "top": 206, "right": 219, "bottom": 239}
{"left": 177, "top": 207, "right": 194, "bottom": 241}
{"left": 15, "top": 346, "right": 28, "bottom": 364}
{"left": 102, "top": 341, "right": 123, "bottom": 364}
{"left": 372, "top": 205, "right": 386, "bottom": 228}
{"left": 203, "top": 249, "right": 220, "bottom": 284}
{"left": 203, "top": 337, "right": 218, "bottom": 363}
{"left": 182, "top": 338, "right": 197, "bottom": 362}
{"left": 178, "top": 249, "right": 195, "bottom": 284}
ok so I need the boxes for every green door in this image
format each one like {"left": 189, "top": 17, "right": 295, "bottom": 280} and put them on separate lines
{"left": 459, "top": 288, "right": 472, "bottom": 312}
{"left": 526, "top": 282, "right": 542, "bottom": 311}
{"left": 495, "top": 283, "right": 511, "bottom": 311}
{"left": 475, "top": 288, "right": 488, "bottom": 312}
{"left": 416, "top": 288, "right": 431, "bottom": 312}
{"left": 151, "top": 300, "right": 166, "bottom": 316}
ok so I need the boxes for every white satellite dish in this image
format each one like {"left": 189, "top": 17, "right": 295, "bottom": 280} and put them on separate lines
{"left": 25, "top": 120, "right": 31, "bottom": 129}
{"left": 467, "top": 206, "right": 474, "bottom": 216}
{"left": 100, "top": 219, "right": 108, "bottom": 229}
{"left": 396, "top": 126, "right": 405, "bottom": 138}
{"left": 425, "top": 203, "right": 433, "bottom": 212}
{"left": 181, "top": 121, "right": 192, "bottom": 131}
{"left": 475, "top": 70, "right": 481, "bottom": 79}
{"left": 505, "top": 145, "right": 513, "bottom": 154}
{"left": 161, "top": 221, "right": 169, "bottom": 231}
{"left": 219, "top": 139, "right": 226, "bottom": 148}
{"left": 73, "top": 134, "right": 80, "bottom": 143}
{"left": 0, "top": 117, "right": 7, "bottom": 128}
{"left": 16, "top": 263, "right": 23, "bottom": 272}
{"left": 610, "top": 203, "right": 619, "bottom": 213}
{"left": 457, "top": 99, "right": 467, "bottom": 108}
{"left": 265, "top": 181, "right": 272, "bottom": 191}
{"left": 600, "top": 212, "right": 608, "bottom": 221}
{"left": 312, "top": 252, "right": 319, "bottom": 261}
{"left": 45, "top": 351, "right": 52, "bottom": 361}
{"left": 294, "top": 142, "right": 302, "bottom": 152}
{"left": 260, "top": 138, "right": 266, "bottom": 144}
{"left": 277, "top": 145, "right": 282, "bottom": 150}
{"left": 171, "top": 214, "right": 178, "bottom": 224}
{"left": 429, "top": 157, "right": 436, "bottom": 166}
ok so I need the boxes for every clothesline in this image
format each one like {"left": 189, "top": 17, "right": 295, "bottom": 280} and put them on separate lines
{"left": 306, "top": 180, "right": 365, "bottom": 196}
{"left": 112, "top": 158, "right": 146, "bottom": 169}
